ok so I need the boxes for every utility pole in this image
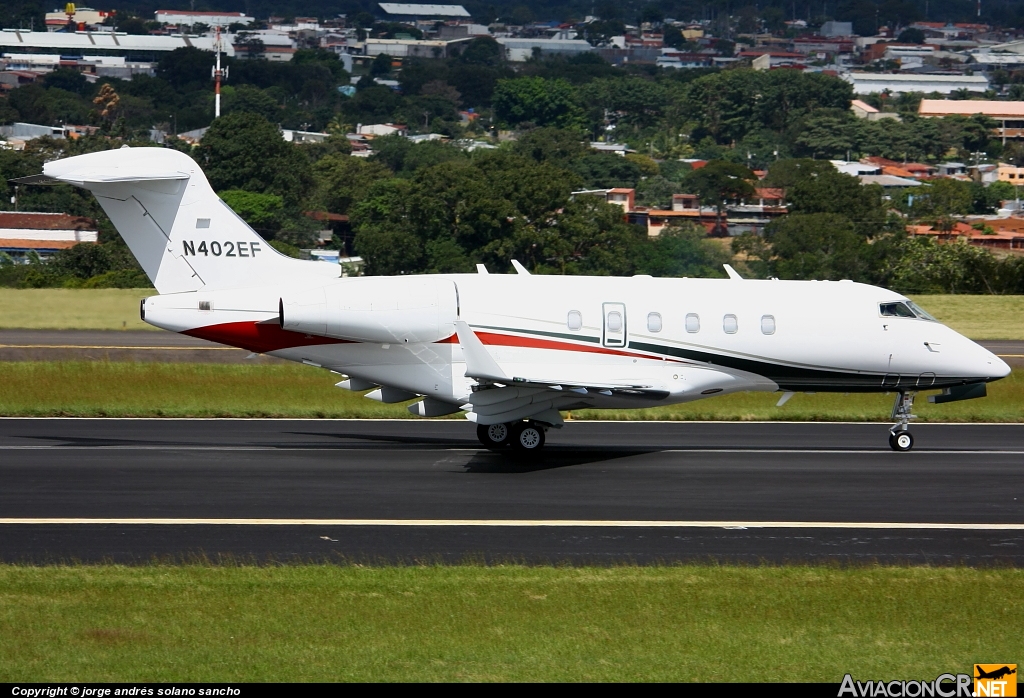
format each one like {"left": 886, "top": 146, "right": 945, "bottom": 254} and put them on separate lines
{"left": 211, "top": 26, "right": 228, "bottom": 118}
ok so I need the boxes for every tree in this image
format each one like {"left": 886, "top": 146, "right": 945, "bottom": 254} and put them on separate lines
{"left": 92, "top": 83, "right": 120, "bottom": 124}
{"left": 492, "top": 76, "right": 584, "bottom": 130}
{"left": 371, "top": 53, "right": 393, "bottom": 77}
{"left": 156, "top": 47, "right": 215, "bottom": 88}
{"left": 683, "top": 161, "right": 757, "bottom": 236}
{"left": 199, "top": 112, "right": 313, "bottom": 209}
{"left": 635, "top": 223, "right": 729, "bottom": 278}
{"left": 42, "top": 68, "right": 88, "bottom": 95}
{"left": 222, "top": 85, "right": 280, "bottom": 122}
{"left": 635, "top": 175, "right": 681, "bottom": 209}
{"left": 761, "top": 159, "right": 835, "bottom": 191}
{"left": 312, "top": 154, "right": 392, "bottom": 216}
{"left": 219, "top": 190, "right": 283, "bottom": 234}
{"left": 794, "top": 111, "right": 859, "bottom": 159}
{"left": 766, "top": 213, "right": 870, "bottom": 281}
{"left": 532, "top": 197, "right": 643, "bottom": 276}
{"left": 511, "top": 127, "right": 588, "bottom": 165}
{"left": 897, "top": 28, "right": 926, "bottom": 43}
{"left": 351, "top": 178, "right": 423, "bottom": 275}
{"left": 570, "top": 152, "right": 642, "bottom": 188}
{"left": 787, "top": 169, "right": 886, "bottom": 236}
{"left": 903, "top": 178, "right": 972, "bottom": 219}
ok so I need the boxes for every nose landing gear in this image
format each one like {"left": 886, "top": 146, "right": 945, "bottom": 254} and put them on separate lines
{"left": 888, "top": 391, "right": 917, "bottom": 451}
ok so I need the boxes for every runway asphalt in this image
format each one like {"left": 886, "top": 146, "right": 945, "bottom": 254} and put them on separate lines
{"left": 1, "top": 331, "right": 1022, "bottom": 365}
{"left": 1, "top": 419, "right": 1022, "bottom": 565}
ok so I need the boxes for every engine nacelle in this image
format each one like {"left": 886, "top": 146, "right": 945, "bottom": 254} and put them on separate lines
{"left": 280, "top": 276, "right": 458, "bottom": 344}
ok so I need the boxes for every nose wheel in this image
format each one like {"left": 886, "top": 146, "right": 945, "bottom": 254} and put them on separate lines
{"left": 888, "top": 430, "right": 914, "bottom": 451}
{"left": 888, "top": 391, "right": 917, "bottom": 451}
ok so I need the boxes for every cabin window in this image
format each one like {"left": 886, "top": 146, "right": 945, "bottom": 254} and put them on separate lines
{"left": 761, "top": 315, "right": 776, "bottom": 335}
{"left": 567, "top": 310, "right": 582, "bottom": 331}
{"left": 879, "top": 302, "right": 916, "bottom": 318}
{"left": 685, "top": 313, "right": 700, "bottom": 333}
{"left": 196, "top": 218, "right": 211, "bottom": 228}
{"left": 723, "top": 314, "right": 738, "bottom": 334}
{"left": 198, "top": 301, "right": 212, "bottom": 311}
{"left": 647, "top": 312, "right": 662, "bottom": 333}
{"left": 607, "top": 311, "right": 623, "bottom": 332}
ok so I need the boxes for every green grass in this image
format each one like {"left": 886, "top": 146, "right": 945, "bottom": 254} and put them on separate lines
{"left": 0, "top": 565, "right": 1020, "bottom": 682}
{"left": 909, "top": 295, "right": 1024, "bottom": 340}
{"left": 0, "top": 361, "right": 1021, "bottom": 420}
{"left": 0, "top": 288, "right": 155, "bottom": 331}
{"left": 0, "top": 289, "right": 1021, "bottom": 339}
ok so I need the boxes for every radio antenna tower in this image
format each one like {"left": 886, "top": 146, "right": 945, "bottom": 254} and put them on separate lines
{"left": 212, "top": 26, "right": 229, "bottom": 118}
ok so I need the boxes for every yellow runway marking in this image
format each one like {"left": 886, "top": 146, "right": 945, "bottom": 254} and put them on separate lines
{"left": 0, "top": 518, "right": 1022, "bottom": 530}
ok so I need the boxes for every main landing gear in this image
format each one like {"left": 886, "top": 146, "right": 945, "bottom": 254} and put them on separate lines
{"left": 888, "top": 391, "right": 917, "bottom": 452}
{"left": 477, "top": 421, "right": 547, "bottom": 453}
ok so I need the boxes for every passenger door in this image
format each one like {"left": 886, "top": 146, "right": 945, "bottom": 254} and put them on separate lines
{"left": 602, "top": 302, "right": 626, "bottom": 347}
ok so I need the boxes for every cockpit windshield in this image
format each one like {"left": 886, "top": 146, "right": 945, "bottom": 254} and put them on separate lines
{"left": 906, "top": 301, "right": 937, "bottom": 321}
{"left": 879, "top": 301, "right": 937, "bottom": 321}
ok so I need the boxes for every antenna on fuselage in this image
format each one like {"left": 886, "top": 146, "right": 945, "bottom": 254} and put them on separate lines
{"left": 723, "top": 264, "right": 744, "bottom": 280}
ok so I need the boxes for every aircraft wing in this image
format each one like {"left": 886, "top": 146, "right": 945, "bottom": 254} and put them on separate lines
{"left": 455, "top": 321, "right": 669, "bottom": 426}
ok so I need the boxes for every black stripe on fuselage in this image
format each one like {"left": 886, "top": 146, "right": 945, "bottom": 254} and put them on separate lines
{"left": 627, "top": 340, "right": 982, "bottom": 392}
{"left": 473, "top": 324, "right": 988, "bottom": 392}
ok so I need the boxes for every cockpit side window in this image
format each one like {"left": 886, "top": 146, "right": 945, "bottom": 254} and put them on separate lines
{"left": 879, "top": 301, "right": 930, "bottom": 319}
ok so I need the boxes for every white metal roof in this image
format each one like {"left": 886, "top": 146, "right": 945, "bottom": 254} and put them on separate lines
{"left": 378, "top": 4, "right": 471, "bottom": 17}
{"left": 0, "top": 30, "right": 235, "bottom": 56}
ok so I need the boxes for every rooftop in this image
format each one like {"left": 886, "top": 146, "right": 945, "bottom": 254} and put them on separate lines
{"left": 377, "top": 4, "right": 471, "bottom": 17}
{"left": 918, "top": 99, "right": 1024, "bottom": 118}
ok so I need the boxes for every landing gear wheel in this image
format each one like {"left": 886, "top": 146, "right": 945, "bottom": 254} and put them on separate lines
{"left": 477, "top": 423, "right": 510, "bottom": 450}
{"left": 889, "top": 431, "right": 914, "bottom": 452}
{"left": 511, "top": 421, "right": 546, "bottom": 452}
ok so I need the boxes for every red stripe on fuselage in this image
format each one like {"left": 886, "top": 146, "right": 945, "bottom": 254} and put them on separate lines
{"left": 182, "top": 322, "right": 351, "bottom": 353}
{"left": 473, "top": 331, "right": 665, "bottom": 361}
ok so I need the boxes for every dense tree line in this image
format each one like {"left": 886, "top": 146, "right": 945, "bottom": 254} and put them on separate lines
{"left": 3, "top": 47, "right": 1024, "bottom": 292}
{"left": 5, "top": 0, "right": 1024, "bottom": 36}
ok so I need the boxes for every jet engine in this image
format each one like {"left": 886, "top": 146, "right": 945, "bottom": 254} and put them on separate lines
{"left": 279, "top": 276, "right": 458, "bottom": 345}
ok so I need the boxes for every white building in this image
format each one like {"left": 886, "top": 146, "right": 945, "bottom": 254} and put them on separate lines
{"left": 0, "top": 30, "right": 238, "bottom": 57}
{"left": 842, "top": 72, "right": 989, "bottom": 95}
{"left": 377, "top": 4, "right": 471, "bottom": 21}
{"left": 495, "top": 37, "right": 594, "bottom": 62}
{"left": 154, "top": 10, "right": 253, "bottom": 28}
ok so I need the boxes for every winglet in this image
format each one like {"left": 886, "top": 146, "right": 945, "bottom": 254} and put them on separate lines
{"left": 723, "top": 264, "right": 743, "bottom": 280}
{"left": 476, "top": 263, "right": 489, "bottom": 274}
{"left": 510, "top": 259, "right": 531, "bottom": 275}
{"left": 455, "top": 320, "right": 508, "bottom": 381}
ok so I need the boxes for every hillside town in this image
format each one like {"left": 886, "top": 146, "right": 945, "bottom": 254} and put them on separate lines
{"left": 2, "top": 2, "right": 1024, "bottom": 293}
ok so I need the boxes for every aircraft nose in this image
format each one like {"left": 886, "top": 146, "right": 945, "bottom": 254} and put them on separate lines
{"left": 977, "top": 346, "right": 1011, "bottom": 380}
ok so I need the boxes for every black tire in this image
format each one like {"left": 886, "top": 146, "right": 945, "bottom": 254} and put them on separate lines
{"left": 511, "top": 421, "right": 545, "bottom": 452}
{"left": 477, "top": 423, "right": 510, "bottom": 450}
{"left": 890, "top": 431, "right": 914, "bottom": 452}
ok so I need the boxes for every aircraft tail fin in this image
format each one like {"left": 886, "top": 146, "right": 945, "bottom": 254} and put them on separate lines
{"left": 43, "top": 147, "right": 337, "bottom": 294}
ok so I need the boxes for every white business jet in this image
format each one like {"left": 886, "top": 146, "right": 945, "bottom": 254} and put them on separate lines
{"left": 25, "top": 147, "right": 1010, "bottom": 452}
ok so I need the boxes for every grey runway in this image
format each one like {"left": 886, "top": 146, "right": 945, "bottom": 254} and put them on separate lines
{"left": 1, "top": 330, "right": 1022, "bottom": 365}
{"left": 1, "top": 419, "right": 1022, "bottom": 565}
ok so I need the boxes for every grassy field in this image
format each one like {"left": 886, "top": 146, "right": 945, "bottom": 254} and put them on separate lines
{"left": 909, "top": 295, "right": 1024, "bottom": 340}
{"left": 0, "top": 361, "right": 1020, "bottom": 420}
{"left": 0, "top": 289, "right": 1022, "bottom": 339}
{"left": 0, "top": 565, "right": 1020, "bottom": 682}
{"left": 0, "top": 288, "right": 154, "bottom": 331}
